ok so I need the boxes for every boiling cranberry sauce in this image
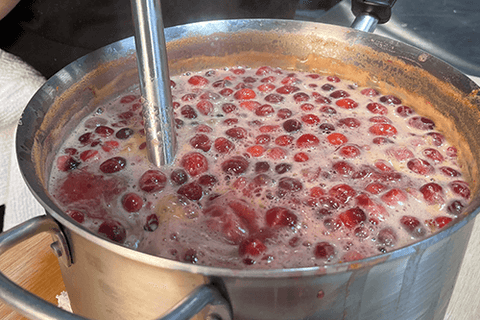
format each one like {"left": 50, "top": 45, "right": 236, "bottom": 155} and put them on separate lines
{"left": 49, "top": 66, "right": 470, "bottom": 269}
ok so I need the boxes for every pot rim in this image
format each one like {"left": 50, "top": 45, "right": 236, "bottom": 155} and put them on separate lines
{"left": 16, "top": 18, "right": 480, "bottom": 279}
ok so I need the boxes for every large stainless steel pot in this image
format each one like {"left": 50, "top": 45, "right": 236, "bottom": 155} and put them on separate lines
{"left": 2, "top": 19, "right": 480, "bottom": 320}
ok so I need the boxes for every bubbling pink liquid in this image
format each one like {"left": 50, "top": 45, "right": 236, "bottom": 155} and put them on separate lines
{"left": 49, "top": 66, "right": 470, "bottom": 269}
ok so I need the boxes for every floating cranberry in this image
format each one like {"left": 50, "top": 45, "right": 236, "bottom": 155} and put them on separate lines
{"left": 330, "top": 90, "right": 350, "bottom": 99}
{"left": 78, "top": 132, "right": 94, "bottom": 145}
{"left": 120, "top": 95, "right": 137, "bottom": 103}
{"left": 257, "top": 83, "right": 276, "bottom": 92}
{"left": 323, "top": 217, "right": 342, "bottom": 232}
{"left": 369, "top": 124, "right": 398, "bottom": 136}
{"left": 265, "top": 93, "right": 284, "bottom": 103}
{"left": 449, "top": 181, "right": 471, "bottom": 199}
{"left": 188, "top": 75, "right": 209, "bottom": 86}
{"left": 365, "top": 182, "right": 386, "bottom": 195}
{"left": 400, "top": 215, "right": 426, "bottom": 238}
{"left": 180, "top": 105, "right": 197, "bottom": 119}
{"left": 283, "top": 119, "right": 302, "bottom": 133}
{"left": 246, "top": 145, "right": 265, "bottom": 157}
{"left": 66, "top": 210, "right": 85, "bottom": 223}
{"left": 278, "top": 177, "right": 303, "bottom": 192}
{"left": 419, "top": 183, "right": 445, "bottom": 205}
{"left": 255, "top": 104, "right": 274, "bottom": 116}
{"left": 396, "top": 106, "right": 414, "bottom": 117}
{"left": 276, "top": 85, "right": 300, "bottom": 94}
{"left": 181, "top": 93, "right": 196, "bottom": 101}
{"left": 301, "top": 114, "right": 321, "bottom": 125}
{"left": 333, "top": 161, "right": 355, "bottom": 176}
{"left": 433, "top": 216, "right": 453, "bottom": 229}
{"left": 327, "top": 133, "right": 348, "bottom": 146}
{"left": 275, "top": 135, "right": 294, "bottom": 146}
{"left": 234, "top": 88, "right": 256, "bottom": 100}
{"left": 422, "top": 148, "right": 444, "bottom": 163}
{"left": 177, "top": 182, "right": 203, "bottom": 201}
{"left": 339, "top": 207, "right": 366, "bottom": 229}
{"left": 381, "top": 188, "right": 408, "bottom": 207}
{"left": 256, "top": 66, "right": 273, "bottom": 76}
{"left": 225, "top": 127, "right": 247, "bottom": 140}
{"left": 99, "top": 157, "right": 126, "bottom": 174}
{"left": 366, "top": 102, "right": 388, "bottom": 115}
{"left": 181, "top": 152, "right": 209, "bottom": 177}
{"left": 339, "top": 145, "right": 361, "bottom": 158}
{"left": 221, "top": 156, "right": 249, "bottom": 175}
{"left": 277, "top": 108, "right": 292, "bottom": 119}
{"left": 139, "top": 170, "right": 167, "bottom": 192}
{"left": 198, "top": 174, "right": 218, "bottom": 187}
{"left": 372, "top": 137, "right": 393, "bottom": 145}
{"left": 321, "top": 83, "right": 335, "bottom": 91}
{"left": 56, "top": 155, "right": 80, "bottom": 172}
{"left": 360, "top": 88, "right": 379, "bottom": 96}
{"left": 377, "top": 228, "right": 397, "bottom": 247}
{"left": 294, "top": 152, "right": 309, "bottom": 162}
{"left": 328, "top": 184, "right": 356, "bottom": 204}
{"left": 314, "top": 242, "right": 336, "bottom": 260}
{"left": 115, "top": 128, "right": 134, "bottom": 140}
{"left": 183, "top": 249, "right": 199, "bottom": 264}
{"left": 255, "top": 134, "right": 271, "bottom": 145}
{"left": 319, "top": 105, "right": 337, "bottom": 115}
{"left": 379, "top": 95, "right": 401, "bottom": 105}
{"left": 337, "top": 117, "right": 360, "bottom": 129}
{"left": 196, "top": 100, "right": 214, "bottom": 115}
{"left": 275, "top": 163, "right": 292, "bottom": 174}
{"left": 122, "top": 192, "right": 143, "bottom": 212}
{"left": 170, "top": 169, "right": 188, "bottom": 185}
{"left": 319, "top": 123, "right": 335, "bottom": 133}
{"left": 446, "top": 146, "right": 458, "bottom": 158}
{"left": 407, "top": 159, "right": 434, "bottom": 175}
{"left": 297, "top": 134, "right": 320, "bottom": 148}
{"left": 220, "top": 88, "right": 234, "bottom": 97}
{"left": 144, "top": 214, "right": 159, "bottom": 232}
{"left": 80, "top": 150, "right": 99, "bottom": 162}
{"left": 214, "top": 137, "right": 235, "bottom": 154}
{"left": 98, "top": 220, "right": 127, "bottom": 243}
{"left": 335, "top": 98, "right": 358, "bottom": 109}
{"left": 266, "top": 207, "right": 298, "bottom": 228}
{"left": 255, "top": 161, "right": 270, "bottom": 173}
{"left": 447, "top": 200, "right": 465, "bottom": 215}
{"left": 408, "top": 116, "right": 435, "bottom": 130}
{"left": 95, "top": 125, "right": 114, "bottom": 137}
{"left": 222, "top": 103, "right": 237, "bottom": 113}
{"left": 293, "top": 92, "right": 310, "bottom": 102}
{"left": 189, "top": 134, "right": 211, "bottom": 152}
{"left": 239, "top": 238, "right": 267, "bottom": 257}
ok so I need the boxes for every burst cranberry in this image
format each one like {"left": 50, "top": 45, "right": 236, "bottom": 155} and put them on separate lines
{"left": 122, "top": 192, "right": 143, "bottom": 212}
{"left": 278, "top": 177, "right": 303, "bottom": 192}
{"left": 180, "top": 105, "right": 197, "bottom": 119}
{"left": 337, "top": 117, "right": 360, "bottom": 129}
{"left": 339, "top": 145, "right": 361, "bottom": 158}
{"left": 189, "top": 134, "right": 211, "bottom": 152}
{"left": 144, "top": 214, "right": 159, "bottom": 232}
{"left": 339, "top": 207, "right": 366, "bottom": 228}
{"left": 433, "top": 216, "right": 453, "bottom": 229}
{"left": 277, "top": 108, "right": 292, "bottom": 119}
{"left": 239, "top": 238, "right": 267, "bottom": 257}
{"left": 101, "top": 141, "right": 119, "bottom": 153}
{"left": 424, "top": 132, "right": 445, "bottom": 146}
{"left": 181, "top": 152, "right": 208, "bottom": 177}
{"left": 449, "top": 181, "right": 471, "bottom": 199}
{"left": 98, "top": 220, "right": 127, "bottom": 243}
{"left": 369, "top": 124, "right": 397, "bottom": 136}
{"left": 99, "top": 157, "right": 126, "bottom": 173}
{"left": 221, "top": 156, "right": 249, "bottom": 175}
{"left": 177, "top": 182, "right": 203, "bottom": 201}
{"left": 80, "top": 150, "right": 99, "bottom": 162}
{"left": 170, "top": 169, "right": 188, "bottom": 185}
{"left": 419, "top": 183, "right": 444, "bottom": 205}
{"left": 283, "top": 119, "right": 302, "bottom": 132}
{"left": 139, "top": 170, "right": 167, "bottom": 192}
{"left": 297, "top": 134, "right": 320, "bottom": 148}
{"left": 328, "top": 184, "right": 356, "bottom": 204}
{"left": 407, "top": 159, "right": 434, "bottom": 175}
{"left": 396, "top": 105, "right": 414, "bottom": 117}
{"left": 266, "top": 207, "right": 298, "bottom": 228}
{"left": 214, "top": 137, "right": 235, "bottom": 153}
{"left": 314, "top": 242, "right": 336, "bottom": 260}
{"left": 335, "top": 98, "right": 358, "bottom": 109}
{"left": 66, "top": 210, "right": 85, "bottom": 223}
{"left": 408, "top": 117, "right": 435, "bottom": 130}
{"left": 56, "top": 155, "right": 80, "bottom": 172}
{"left": 327, "top": 133, "right": 348, "bottom": 146}
{"left": 265, "top": 93, "right": 284, "bottom": 103}
{"left": 400, "top": 215, "right": 426, "bottom": 238}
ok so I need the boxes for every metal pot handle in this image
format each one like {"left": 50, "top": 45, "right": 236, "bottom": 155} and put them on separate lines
{"left": 0, "top": 215, "right": 232, "bottom": 320}
{"left": 351, "top": 0, "right": 397, "bottom": 32}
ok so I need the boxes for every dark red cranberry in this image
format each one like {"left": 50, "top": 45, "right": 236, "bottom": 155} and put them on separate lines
{"left": 278, "top": 177, "right": 303, "bottom": 192}
{"left": 275, "top": 163, "right": 292, "bottom": 174}
{"left": 319, "top": 123, "right": 335, "bottom": 134}
{"left": 379, "top": 95, "right": 401, "bottom": 105}
{"left": 400, "top": 215, "right": 426, "bottom": 238}
{"left": 221, "top": 156, "right": 249, "bottom": 175}
{"left": 283, "top": 119, "right": 302, "bottom": 133}
{"left": 330, "top": 90, "right": 350, "bottom": 99}
{"left": 265, "top": 93, "right": 284, "bottom": 103}
{"left": 177, "top": 182, "right": 203, "bottom": 201}
{"left": 339, "top": 207, "right": 366, "bottom": 229}
{"left": 265, "top": 207, "right": 298, "bottom": 228}
{"left": 181, "top": 152, "right": 209, "bottom": 176}
{"left": 396, "top": 105, "right": 414, "bottom": 117}
{"left": 66, "top": 210, "right": 85, "bottom": 223}
{"left": 79, "top": 132, "right": 94, "bottom": 145}
{"left": 139, "top": 170, "right": 167, "bottom": 192}
{"left": 99, "top": 157, "right": 126, "bottom": 174}
{"left": 449, "top": 181, "right": 471, "bottom": 199}
{"left": 321, "top": 83, "right": 335, "bottom": 91}
{"left": 98, "top": 220, "right": 127, "bottom": 243}
{"left": 214, "top": 137, "right": 235, "bottom": 154}
{"left": 377, "top": 228, "right": 397, "bottom": 247}
{"left": 122, "top": 193, "right": 143, "bottom": 212}
{"left": 170, "top": 169, "right": 188, "bottom": 185}
{"left": 319, "top": 105, "right": 337, "bottom": 115}
{"left": 226, "top": 127, "right": 248, "bottom": 139}
{"left": 255, "top": 104, "right": 275, "bottom": 116}
{"left": 198, "top": 174, "right": 218, "bottom": 187}
{"left": 115, "top": 128, "right": 134, "bottom": 139}
{"left": 95, "top": 125, "right": 115, "bottom": 137}
{"left": 239, "top": 238, "right": 267, "bottom": 257}
{"left": 447, "top": 200, "right": 465, "bottom": 216}
{"left": 328, "top": 184, "right": 356, "bottom": 204}
{"left": 189, "top": 134, "right": 211, "bottom": 152}
{"left": 255, "top": 161, "right": 270, "bottom": 173}
{"left": 144, "top": 214, "right": 159, "bottom": 232}
{"left": 56, "top": 155, "right": 80, "bottom": 172}
{"left": 333, "top": 161, "right": 355, "bottom": 176}
{"left": 419, "top": 183, "right": 444, "bottom": 205}
{"left": 314, "top": 242, "right": 335, "bottom": 260}
{"left": 337, "top": 117, "right": 361, "bottom": 129}
{"left": 277, "top": 108, "right": 293, "bottom": 119}
{"left": 180, "top": 105, "right": 197, "bottom": 119}
{"left": 293, "top": 92, "right": 310, "bottom": 102}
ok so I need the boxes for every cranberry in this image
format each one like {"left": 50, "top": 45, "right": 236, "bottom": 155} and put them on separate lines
{"left": 301, "top": 114, "right": 320, "bottom": 125}
{"left": 314, "top": 242, "right": 336, "bottom": 260}
{"left": 360, "top": 88, "right": 379, "bottom": 96}
{"left": 226, "top": 127, "right": 248, "bottom": 139}
{"left": 277, "top": 108, "right": 292, "bottom": 119}
{"left": 115, "top": 128, "right": 134, "bottom": 139}
{"left": 188, "top": 75, "right": 209, "bottom": 86}
{"left": 422, "top": 148, "right": 444, "bottom": 163}
{"left": 365, "top": 182, "right": 386, "bottom": 194}
{"left": 181, "top": 153, "right": 209, "bottom": 177}
{"left": 433, "top": 216, "right": 453, "bottom": 229}
{"left": 79, "top": 132, "right": 94, "bottom": 145}
{"left": 294, "top": 152, "right": 309, "bottom": 162}
{"left": 381, "top": 188, "right": 408, "bottom": 207}
{"left": 170, "top": 169, "right": 188, "bottom": 185}
{"left": 372, "top": 137, "right": 393, "bottom": 145}
{"left": 330, "top": 90, "right": 350, "bottom": 99}
{"left": 180, "top": 105, "right": 197, "bottom": 119}
{"left": 189, "top": 134, "right": 211, "bottom": 152}
{"left": 256, "top": 66, "right": 273, "bottom": 76}
{"left": 408, "top": 117, "right": 435, "bottom": 130}
{"left": 266, "top": 207, "right": 298, "bottom": 228}
{"left": 99, "top": 157, "right": 126, "bottom": 174}
{"left": 339, "top": 207, "right": 366, "bottom": 228}
{"left": 120, "top": 95, "right": 138, "bottom": 103}
{"left": 319, "top": 105, "right": 337, "bottom": 115}
{"left": 323, "top": 217, "right": 342, "bottom": 232}
{"left": 183, "top": 249, "right": 199, "bottom": 264}
{"left": 94, "top": 125, "right": 114, "bottom": 137}
{"left": 327, "top": 76, "right": 340, "bottom": 83}
{"left": 407, "top": 159, "right": 434, "bottom": 175}
{"left": 274, "top": 135, "right": 293, "bottom": 146}
{"left": 328, "top": 184, "right": 356, "bottom": 204}
{"left": 220, "top": 88, "right": 234, "bottom": 97}
{"left": 369, "top": 124, "right": 398, "bottom": 136}
{"left": 319, "top": 123, "right": 335, "bottom": 133}
{"left": 255, "top": 161, "right": 270, "bottom": 173}
{"left": 396, "top": 105, "right": 414, "bottom": 117}
{"left": 339, "top": 145, "right": 361, "bottom": 158}
{"left": 144, "top": 214, "right": 159, "bottom": 232}
{"left": 56, "top": 155, "right": 80, "bottom": 172}
{"left": 198, "top": 174, "right": 218, "bottom": 187}
{"left": 234, "top": 88, "right": 256, "bottom": 100}
{"left": 177, "top": 182, "right": 203, "bottom": 201}
{"left": 98, "top": 220, "right": 127, "bottom": 243}
{"left": 196, "top": 100, "right": 213, "bottom": 115}
{"left": 419, "top": 183, "right": 445, "bottom": 205}
{"left": 264, "top": 93, "right": 284, "bottom": 103}
{"left": 278, "top": 177, "right": 303, "bottom": 192}
{"left": 214, "top": 137, "right": 235, "bottom": 154}
{"left": 222, "top": 103, "right": 237, "bottom": 113}
{"left": 239, "top": 238, "right": 267, "bottom": 257}
{"left": 380, "top": 95, "right": 401, "bottom": 105}
{"left": 449, "top": 181, "right": 471, "bottom": 199}
{"left": 276, "top": 85, "right": 300, "bottom": 94}
{"left": 66, "top": 210, "right": 85, "bottom": 223}
{"left": 258, "top": 83, "right": 276, "bottom": 93}
{"left": 335, "top": 98, "right": 358, "bottom": 109}
{"left": 139, "top": 170, "right": 167, "bottom": 192}
{"left": 366, "top": 102, "right": 388, "bottom": 115}
{"left": 332, "top": 161, "right": 355, "bottom": 176}
{"left": 253, "top": 104, "right": 274, "bottom": 116}
{"left": 293, "top": 92, "right": 310, "bottom": 102}
{"left": 447, "top": 200, "right": 465, "bottom": 215}
{"left": 297, "top": 134, "right": 320, "bottom": 148}
{"left": 256, "top": 134, "right": 271, "bottom": 145}
{"left": 283, "top": 119, "right": 302, "bottom": 133}
{"left": 400, "top": 215, "right": 426, "bottom": 238}
{"left": 243, "top": 76, "right": 257, "bottom": 83}
{"left": 221, "top": 156, "right": 249, "bottom": 175}
{"left": 181, "top": 93, "right": 196, "bottom": 101}
{"left": 321, "top": 83, "right": 335, "bottom": 91}
{"left": 247, "top": 145, "right": 265, "bottom": 157}
{"left": 275, "top": 163, "right": 292, "bottom": 174}
{"left": 122, "top": 192, "right": 143, "bottom": 212}
{"left": 337, "top": 118, "right": 360, "bottom": 129}
{"left": 440, "top": 166, "right": 460, "bottom": 177}
{"left": 377, "top": 228, "right": 397, "bottom": 246}
{"left": 327, "top": 133, "right": 348, "bottom": 146}
{"left": 212, "top": 79, "right": 229, "bottom": 88}
{"left": 425, "top": 132, "right": 445, "bottom": 146}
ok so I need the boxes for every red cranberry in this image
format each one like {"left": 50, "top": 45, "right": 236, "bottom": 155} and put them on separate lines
{"left": 419, "top": 183, "right": 444, "bottom": 205}
{"left": 366, "top": 102, "right": 388, "bottom": 115}
{"left": 79, "top": 132, "right": 94, "bottom": 145}
{"left": 188, "top": 75, "right": 209, "bottom": 86}
{"left": 377, "top": 228, "right": 397, "bottom": 246}
{"left": 180, "top": 105, "right": 197, "bottom": 119}
{"left": 196, "top": 100, "right": 214, "bottom": 115}
{"left": 319, "top": 123, "right": 335, "bottom": 133}
{"left": 283, "top": 119, "right": 302, "bottom": 132}
{"left": 425, "top": 132, "right": 445, "bottom": 146}
{"left": 278, "top": 177, "right": 303, "bottom": 193}
{"left": 400, "top": 215, "right": 426, "bottom": 238}
{"left": 99, "top": 157, "right": 126, "bottom": 174}
{"left": 234, "top": 88, "right": 256, "bottom": 100}
{"left": 396, "top": 106, "right": 414, "bottom": 117}
{"left": 369, "top": 124, "right": 398, "bottom": 136}
{"left": 335, "top": 98, "right": 358, "bottom": 109}
{"left": 265, "top": 93, "right": 284, "bottom": 103}
{"left": 339, "top": 207, "right": 366, "bottom": 228}
{"left": 189, "top": 134, "right": 211, "bottom": 152}
{"left": 276, "top": 85, "right": 300, "bottom": 94}
{"left": 66, "top": 210, "right": 85, "bottom": 223}
{"left": 139, "top": 170, "right": 167, "bottom": 192}
{"left": 170, "top": 169, "right": 188, "bottom": 185}
{"left": 422, "top": 148, "right": 444, "bottom": 163}
{"left": 144, "top": 214, "right": 159, "bottom": 232}
{"left": 214, "top": 137, "right": 235, "bottom": 154}
{"left": 56, "top": 155, "right": 80, "bottom": 172}
{"left": 177, "top": 182, "right": 203, "bottom": 201}
{"left": 447, "top": 200, "right": 465, "bottom": 216}
{"left": 222, "top": 103, "right": 237, "bottom": 113}
{"left": 330, "top": 90, "right": 350, "bottom": 99}
{"left": 198, "top": 174, "right": 218, "bottom": 187}
{"left": 266, "top": 207, "right": 298, "bottom": 228}
{"left": 337, "top": 118, "right": 360, "bottom": 129}
{"left": 319, "top": 105, "right": 337, "bottom": 115}
{"left": 407, "top": 159, "right": 434, "bottom": 175}
{"left": 277, "top": 108, "right": 292, "bottom": 119}
{"left": 255, "top": 161, "right": 270, "bottom": 173}
{"left": 408, "top": 117, "right": 435, "bottom": 130}
{"left": 297, "top": 134, "right": 320, "bottom": 148}
{"left": 226, "top": 127, "right": 248, "bottom": 139}
{"left": 379, "top": 95, "right": 401, "bottom": 105}
{"left": 181, "top": 152, "right": 209, "bottom": 177}
{"left": 122, "top": 192, "right": 143, "bottom": 212}
{"left": 449, "top": 181, "right": 471, "bottom": 199}
{"left": 98, "top": 220, "right": 127, "bottom": 243}
{"left": 314, "top": 242, "right": 336, "bottom": 260}
{"left": 293, "top": 92, "right": 310, "bottom": 102}
{"left": 221, "top": 156, "right": 249, "bottom": 175}
{"left": 275, "top": 163, "right": 292, "bottom": 174}
{"left": 183, "top": 248, "right": 199, "bottom": 264}
{"left": 328, "top": 184, "right": 356, "bottom": 204}
{"left": 95, "top": 125, "right": 114, "bottom": 137}
{"left": 239, "top": 238, "right": 267, "bottom": 257}
{"left": 115, "top": 128, "right": 134, "bottom": 140}
{"left": 332, "top": 161, "right": 355, "bottom": 176}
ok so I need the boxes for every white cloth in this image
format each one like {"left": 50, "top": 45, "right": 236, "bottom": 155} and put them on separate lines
{"left": 0, "top": 49, "right": 46, "bottom": 230}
